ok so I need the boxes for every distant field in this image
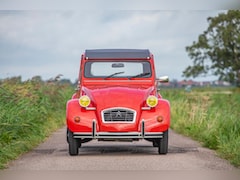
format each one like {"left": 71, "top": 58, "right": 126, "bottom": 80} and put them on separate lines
{"left": 161, "top": 87, "right": 240, "bottom": 167}
{"left": 0, "top": 77, "right": 73, "bottom": 169}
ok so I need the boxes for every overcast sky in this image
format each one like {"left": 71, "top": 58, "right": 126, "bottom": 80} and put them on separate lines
{"left": 0, "top": 0, "right": 239, "bottom": 82}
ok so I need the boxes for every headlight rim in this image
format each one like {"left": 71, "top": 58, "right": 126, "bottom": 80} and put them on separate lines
{"left": 146, "top": 95, "right": 158, "bottom": 108}
{"left": 79, "top": 95, "right": 91, "bottom": 107}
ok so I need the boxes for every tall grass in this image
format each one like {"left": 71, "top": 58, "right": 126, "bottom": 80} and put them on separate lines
{"left": 161, "top": 88, "right": 240, "bottom": 167}
{"left": 0, "top": 77, "right": 73, "bottom": 169}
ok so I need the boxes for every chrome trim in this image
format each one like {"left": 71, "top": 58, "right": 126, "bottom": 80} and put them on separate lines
{"left": 96, "top": 132, "right": 142, "bottom": 139}
{"left": 86, "top": 107, "right": 96, "bottom": 110}
{"left": 92, "top": 120, "right": 96, "bottom": 138}
{"left": 101, "top": 107, "right": 137, "bottom": 123}
{"left": 141, "top": 120, "right": 145, "bottom": 137}
{"left": 141, "top": 107, "right": 151, "bottom": 110}
{"left": 73, "top": 132, "right": 163, "bottom": 139}
{"left": 73, "top": 120, "right": 163, "bottom": 139}
{"left": 73, "top": 133, "right": 93, "bottom": 138}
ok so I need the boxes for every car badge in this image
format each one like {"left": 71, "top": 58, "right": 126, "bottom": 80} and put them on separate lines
{"left": 115, "top": 110, "right": 122, "bottom": 118}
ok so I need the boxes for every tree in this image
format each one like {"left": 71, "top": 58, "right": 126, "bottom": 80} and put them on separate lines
{"left": 183, "top": 10, "right": 240, "bottom": 86}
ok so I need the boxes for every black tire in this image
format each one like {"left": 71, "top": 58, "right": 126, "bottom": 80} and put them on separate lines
{"left": 67, "top": 129, "right": 80, "bottom": 156}
{"left": 66, "top": 129, "right": 69, "bottom": 143}
{"left": 152, "top": 140, "right": 159, "bottom": 147}
{"left": 158, "top": 130, "right": 168, "bottom": 155}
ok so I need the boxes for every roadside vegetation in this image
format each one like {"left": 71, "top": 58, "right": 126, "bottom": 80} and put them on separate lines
{"left": 179, "top": 10, "right": 240, "bottom": 167}
{"left": 0, "top": 76, "right": 239, "bottom": 169}
{"left": 161, "top": 87, "right": 240, "bottom": 167}
{"left": 0, "top": 76, "right": 73, "bottom": 169}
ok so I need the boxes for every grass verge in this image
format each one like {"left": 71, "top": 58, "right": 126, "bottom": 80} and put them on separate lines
{"left": 161, "top": 87, "right": 240, "bottom": 167}
{"left": 0, "top": 77, "right": 73, "bottom": 169}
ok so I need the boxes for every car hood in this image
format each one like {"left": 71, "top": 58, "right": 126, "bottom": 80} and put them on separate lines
{"left": 82, "top": 86, "right": 154, "bottom": 109}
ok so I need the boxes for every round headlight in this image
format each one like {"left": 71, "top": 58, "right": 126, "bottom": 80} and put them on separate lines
{"left": 79, "top": 95, "right": 91, "bottom": 107}
{"left": 146, "top": 95, "right": 158, "bottom": 107}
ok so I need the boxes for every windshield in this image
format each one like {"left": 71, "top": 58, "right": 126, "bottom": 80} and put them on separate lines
{"left": 84, "top": 61, "right": 152, "bottom": 78}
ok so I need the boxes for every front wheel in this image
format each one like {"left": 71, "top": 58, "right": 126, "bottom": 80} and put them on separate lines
{"left": 67, "top": 129, "right": 80, "bottom": 156}
{"left": 158, "top": 130, "right": 168, "bottom": 154}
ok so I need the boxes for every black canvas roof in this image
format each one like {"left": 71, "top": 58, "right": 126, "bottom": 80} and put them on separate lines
{"left": 85, "top": 49, "right": 150, "bottom": 59}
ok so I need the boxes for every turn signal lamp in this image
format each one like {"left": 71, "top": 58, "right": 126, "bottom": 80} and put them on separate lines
{"left": 146, "top": 95, "right": 158, "bottom": 107}
{"left": 74, "top": 116, "right": 81, "bottom": 123}
{"left": 79, "top": 95, "right": 91, "bottom": 107}
{"left": 157, "top": 116, "right": 164, "bottom": 123}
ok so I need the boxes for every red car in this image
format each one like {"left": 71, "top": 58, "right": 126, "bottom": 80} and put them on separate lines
{"left": 66, "top": 49, "right": 170, "bottom": 155}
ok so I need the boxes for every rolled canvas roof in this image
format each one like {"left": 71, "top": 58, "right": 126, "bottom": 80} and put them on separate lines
{"left": 85, "top": 49, "right": 151, "bottom": 59}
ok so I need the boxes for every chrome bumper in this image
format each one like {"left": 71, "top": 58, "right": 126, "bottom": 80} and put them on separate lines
{"left": 73, "top": 120, "right": 163, "bottom": 139}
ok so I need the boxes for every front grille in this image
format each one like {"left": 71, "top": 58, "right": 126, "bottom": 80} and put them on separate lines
{"left": 102, "top": 108, "right": 136, "bottom": 123}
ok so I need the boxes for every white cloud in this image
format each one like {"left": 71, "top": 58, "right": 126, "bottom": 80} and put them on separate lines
{"left": 0, "top": 10, "right": 224, "bottom": 82}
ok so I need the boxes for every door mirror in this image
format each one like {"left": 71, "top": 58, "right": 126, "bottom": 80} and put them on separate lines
{"left": 157, "top": 76, "right": 169, "bottom": 83}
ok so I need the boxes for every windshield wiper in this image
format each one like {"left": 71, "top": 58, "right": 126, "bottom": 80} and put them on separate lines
{"left": 130, "top": 72, "right": 150, "bottom": 79}
{"left": 104, "top": 71, "right": 125, "bottom": 79}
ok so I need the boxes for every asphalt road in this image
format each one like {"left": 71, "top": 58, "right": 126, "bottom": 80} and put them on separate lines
{"left": 6, "top": 127, "right": 236, "bottom": 171}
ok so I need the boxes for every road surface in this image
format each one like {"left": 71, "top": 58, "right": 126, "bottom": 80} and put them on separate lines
{"left": 5, "top": 127, "right": 236, "bottom": 171}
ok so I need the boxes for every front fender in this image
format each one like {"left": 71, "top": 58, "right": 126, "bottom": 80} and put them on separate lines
{"left": 140, "top": 99, "right": 170, "bottom": 132}
{"left": 66, "top": 99, "right": 97, "bottom": 132}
